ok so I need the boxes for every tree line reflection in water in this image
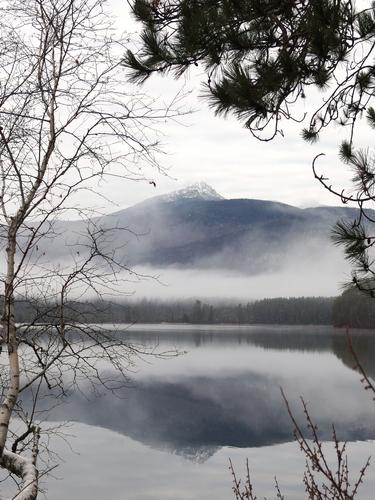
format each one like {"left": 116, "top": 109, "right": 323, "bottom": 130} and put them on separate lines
{"left": 25, "top": 325, "right": 375, "bottom": 463}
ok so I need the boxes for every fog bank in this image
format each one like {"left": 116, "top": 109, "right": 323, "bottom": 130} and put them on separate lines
{"left": 129, "top": 256, "right": 349, "bottom": 301}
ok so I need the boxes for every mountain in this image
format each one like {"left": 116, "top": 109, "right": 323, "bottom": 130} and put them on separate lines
{"left": 41, "top": 183, "right": 369, "bottom": 274}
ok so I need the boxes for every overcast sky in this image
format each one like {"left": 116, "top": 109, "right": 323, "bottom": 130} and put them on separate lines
{"left": 90, "top": 0, "right": 374, "bottom": 214}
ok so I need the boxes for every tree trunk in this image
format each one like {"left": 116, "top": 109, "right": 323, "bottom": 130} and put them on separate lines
{"left": 0, "top": 221, "right": 37, "bottom": 498}
{"left": 1, "top": 449, "right": 38, "bottom": 500}
{"left": 0, "top": 221, "right": 19, "bottom": 457}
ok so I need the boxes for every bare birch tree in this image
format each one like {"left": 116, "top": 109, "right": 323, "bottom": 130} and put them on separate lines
{"left": 0, "top": 0, "right": 181, "bottom": 497}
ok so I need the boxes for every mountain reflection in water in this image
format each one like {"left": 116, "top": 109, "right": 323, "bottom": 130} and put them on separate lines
{"left": 39, "top": 325, "right": 375, "bottom": 463}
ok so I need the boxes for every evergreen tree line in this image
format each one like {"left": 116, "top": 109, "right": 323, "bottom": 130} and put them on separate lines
{"left": 9, "top": 292, "right": 374, "bottom": 327}
{"left": 10, "top": 296, "right": 337, "bottom": 326}
{"left": 332, "top": 288, "right": 375, "bottom": 329}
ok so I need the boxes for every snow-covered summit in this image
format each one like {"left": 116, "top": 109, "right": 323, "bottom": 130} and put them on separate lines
{"left": 161, "top": 182, "right": 224, "bottom": 202}
{"left": 132, "top": 182, "right": 225, "bottom": 209}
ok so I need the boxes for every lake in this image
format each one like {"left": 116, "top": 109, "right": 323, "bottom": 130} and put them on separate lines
{"left": 4, "top": 324, "right": 375, "bottom": 499}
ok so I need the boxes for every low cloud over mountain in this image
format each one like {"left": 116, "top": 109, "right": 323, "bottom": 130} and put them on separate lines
{"left": 33, "top": 182, "right": 362, "bottom": 298}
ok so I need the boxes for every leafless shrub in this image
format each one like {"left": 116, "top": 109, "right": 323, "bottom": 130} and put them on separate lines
{"left": 231, "top": 388, "right": 370, "bottom": 500}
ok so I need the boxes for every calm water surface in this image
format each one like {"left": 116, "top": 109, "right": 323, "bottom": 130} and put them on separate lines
{"left": 11, "top": 325, "right": 375, "bottom": 498}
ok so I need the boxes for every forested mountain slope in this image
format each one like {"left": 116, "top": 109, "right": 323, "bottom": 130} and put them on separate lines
{"left": 37, "top": 183, "right": 372, "bottom": 274}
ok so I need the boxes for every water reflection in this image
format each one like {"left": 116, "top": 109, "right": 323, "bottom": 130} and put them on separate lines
{"left": 44, "top": 426, "right": 374, "bottom": 500}
{"left": 332, "top": 332, "right": 375, "bottom": 379}
{"left": 119, "top": 324, "right": 336, "bottom": 350}
{"left": 41, "top": 325, "right": 375, "bottom": 462}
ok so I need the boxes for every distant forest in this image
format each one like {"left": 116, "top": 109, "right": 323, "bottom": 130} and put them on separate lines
{"left": 99, "top": 296, "right": 335, "bottom": 325}
{"left": 11, "top": 289, "right": 375, "bottom": 328}
{"left": 333, "top": 288, "right": 375, "bottom": 329}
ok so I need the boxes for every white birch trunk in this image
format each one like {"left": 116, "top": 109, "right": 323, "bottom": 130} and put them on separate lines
{"left": 0, "top": 222, "right": 19, "bottom": 457}
{"left": 0, "top": 221, "right": 36, "bottom": 499}
{"left": 1, "top": 449, "right": 38, "bottom": 500}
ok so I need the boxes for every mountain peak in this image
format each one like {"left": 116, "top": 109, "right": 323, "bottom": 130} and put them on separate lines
{"left": 162, "top": 182, "right": 224, "bottom": 202}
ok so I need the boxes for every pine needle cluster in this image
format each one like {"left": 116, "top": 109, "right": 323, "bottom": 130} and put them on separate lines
{"left": 125, "top": 0, "right": 356, "bottom": 139}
